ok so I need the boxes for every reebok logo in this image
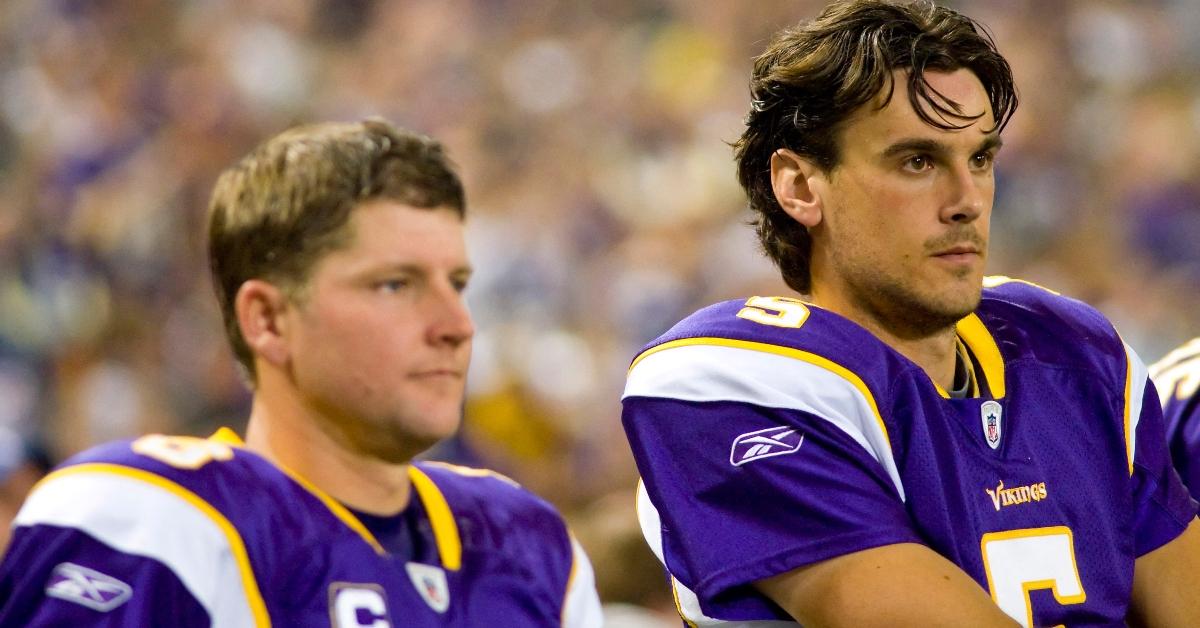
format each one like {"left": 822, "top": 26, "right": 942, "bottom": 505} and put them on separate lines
{"left": 730, "top": 426, "right": 804, "bottom": 466}
{"left": 45, "top": 562, "right": 132, "bottom": 612}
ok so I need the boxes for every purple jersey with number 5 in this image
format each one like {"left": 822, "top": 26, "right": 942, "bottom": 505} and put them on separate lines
{"left": 0, "top": 431, "right": 602, "bottom": 627}
{"left": 623, "top": 278, "right": 1196, "bottom": 627}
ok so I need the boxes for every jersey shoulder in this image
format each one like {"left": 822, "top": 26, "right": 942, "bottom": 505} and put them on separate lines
{"left": 977, "top": 276, "right": 1127, "bottom": 373}
{"left": 14, "top": 433, "right": 328, "bottom": 561}
{"left": 633, "top": 296, "right": 907, "bottom": 393}
{"left": 413, "top": 461, "right": 578, "bottom": 597}
{"left": 51, "top": 433, "right": 308, "bottom": 517}
{"left": 624, "top": 297, "right": 903, "bottom": 479}
{"left": 646, "top": 297, "right": 883, "bottom": 353}
{"left": 7, "top": 434, "right": 295, "bottom": 626}
{"left": 414, "top": 461, "right": 571, "bottom": 547}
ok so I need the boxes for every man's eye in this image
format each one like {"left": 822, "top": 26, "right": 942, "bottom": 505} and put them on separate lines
{"left": 971, "top": 152, "right": 994, "bottom": 169}
{"left": 376, "top": 279, "right": 409, "bottom": 293}
{"left": 904, "top": 155, "right": 931, "bottom": 171}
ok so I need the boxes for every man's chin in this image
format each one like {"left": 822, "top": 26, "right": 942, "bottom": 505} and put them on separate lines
{"left": 902, "top": 289, "right": 981, "bottom": 336}
{"left": 342, "top": 417, "right": 461, "bottom": 465}
{"left": 939, "top": 295, "right": 982, "bottom": 326}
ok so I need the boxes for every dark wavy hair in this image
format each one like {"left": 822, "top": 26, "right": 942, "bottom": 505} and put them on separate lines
{"left": 734, "top": 0, "right": 1017, "bottom": 294}
{"left": 207, "top": 118, "right": 465, "bottom": 381}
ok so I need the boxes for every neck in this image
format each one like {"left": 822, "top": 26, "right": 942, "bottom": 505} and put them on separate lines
{"left": 809, "top": 288, "right": 959, "bottom": 391}
{"left": 244, "top": 372, "right": 413, "bottom": 516}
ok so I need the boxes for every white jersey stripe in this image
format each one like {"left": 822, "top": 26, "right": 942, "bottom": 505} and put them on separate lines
{"left": 561, "top": 537, "right": 604, "bottom": 628}
{"left": 1124, "top": 342, "right": 1149, "bottom": 475}
{"left": 14, "top": 466, "right": 267, "bottom": 626}
{"left": 625, "top": 342, "right": 903, "bottom": 500}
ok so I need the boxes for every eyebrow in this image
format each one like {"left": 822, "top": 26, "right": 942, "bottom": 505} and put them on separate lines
{"left": 881, "top": 134, "right": 1004, "bottom": 159}
{"left": 369, "top": 263, "right": 474, "bottom": 278}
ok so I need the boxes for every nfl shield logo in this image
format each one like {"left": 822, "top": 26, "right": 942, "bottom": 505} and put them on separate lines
{"left": 981, "top": 400, "right": 1003, "bottom": 449}
{"left": 405, "top": 562, "right": 450, "bottom": 613}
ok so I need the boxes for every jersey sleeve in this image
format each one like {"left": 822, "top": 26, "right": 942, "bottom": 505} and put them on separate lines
{"left": 0, "top": 522, "right": 209, "bottom": 626}
{"left": 561, "top": 536, "right": 604, "bottom": 628}
{"left": 622, "top": 341, "right": 921, "bottom": 620}
{"left": 1127, "top": 343, "right": 1199, "bottom": 556}
{"left": 0, "top": 462, "right": 269, "bottom": 626}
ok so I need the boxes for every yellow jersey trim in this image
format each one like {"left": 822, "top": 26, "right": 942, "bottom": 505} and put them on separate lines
{"left": 205, "top": 429, "right": 386, "bottom": 555}
{"left": 210, "top": 426, "right": 243, "bottom": 446}
{"left": 955, "top": 313, "right": 1007, "bottom": 399}
{"left": 40, "top": 463, "right": 271, "bottom": 627}
{"left": 629, "top": 337, "right": 890, "bottom": 447}
{"left": 1122, "top": 343, "right": 1135, "bottom": 476}
{"left": 420, "top": 460, "right": 521, "bottom": 487}
{"left": 409, "top": 465, "right": 463, "bottom": 571}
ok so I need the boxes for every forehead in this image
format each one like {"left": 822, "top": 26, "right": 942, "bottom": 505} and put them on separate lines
{"left": 347, "top": 198, "right": 462, "bottom": 234}
{"left": 327, "top": 200, "right": 466, "bottom": 263}
{"left": 843, "top": 68, "right": 995, "bottom": 144}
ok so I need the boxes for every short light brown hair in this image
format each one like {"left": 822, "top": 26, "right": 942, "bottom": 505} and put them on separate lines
{"left": 735, "top": 0, "right": 1017, "bottom": 293}
{"left": 207, "top": 118, "right": 465, "bottom": 381}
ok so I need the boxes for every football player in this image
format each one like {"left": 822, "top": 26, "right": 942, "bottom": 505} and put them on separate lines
{"left": 0, "top": 119, "right": 603, "bottom": 627}
{"left": 622, "top": 1, "right": 1200, "bottom": 626}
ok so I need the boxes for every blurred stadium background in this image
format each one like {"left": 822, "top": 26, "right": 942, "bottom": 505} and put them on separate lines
{"left": 1, "top": 0, "right": 1200, "bottom": 623}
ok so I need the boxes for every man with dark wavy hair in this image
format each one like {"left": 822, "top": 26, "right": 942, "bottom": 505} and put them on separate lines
{"left": 622, "top": 1, "right": 1200, "bottom": 626}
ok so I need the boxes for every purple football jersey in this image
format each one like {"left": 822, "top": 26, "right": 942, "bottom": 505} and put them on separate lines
{"left": 0, "top": 431, "right": 602, "bottom": 627}
{"left": 623, "top": 280, "right": 1196, "bottom": 627}
{"left": 1151, "top": 338, "right": 1200, "bottom": 502}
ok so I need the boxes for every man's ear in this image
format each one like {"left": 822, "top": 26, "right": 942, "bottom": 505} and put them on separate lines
{"left": 235, "top": 280, "right": 292, "bottom": 369}
{"left": 770, "top": 149, "right": 826, "bottom": 228}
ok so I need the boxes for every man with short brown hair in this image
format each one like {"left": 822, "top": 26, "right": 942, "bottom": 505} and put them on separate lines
{"left": 0, "top": 119, "right": 603, "bottom": 627}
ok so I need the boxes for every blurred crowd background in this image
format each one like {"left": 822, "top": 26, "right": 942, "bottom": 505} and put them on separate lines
{"left": 2, "top": 0, "right": 1200, "bottom": 624}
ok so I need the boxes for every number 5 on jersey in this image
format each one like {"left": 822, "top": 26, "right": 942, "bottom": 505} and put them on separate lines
{"left": 736, "top": 296, "right": 810, "bottom": 329}
{"left": 132, "top": 435, "right": 234, "bottom": 469}
{"left": 981, "top": 526, "right": 1085, "bottom": 628}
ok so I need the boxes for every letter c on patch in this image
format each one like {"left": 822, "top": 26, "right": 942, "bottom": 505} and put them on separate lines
{"left": 331, "top": 583, "right": 391, "bottom": 628}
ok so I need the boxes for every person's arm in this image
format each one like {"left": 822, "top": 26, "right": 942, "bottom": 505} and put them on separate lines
{"left": 1128, "top": 517, "right": 1200, "bottom": 627}
{"left": 756, "top": 542, "right": 1018, "bottom": 628}
{"left": 0, "top": 519, "right": 212, "bottom": 626}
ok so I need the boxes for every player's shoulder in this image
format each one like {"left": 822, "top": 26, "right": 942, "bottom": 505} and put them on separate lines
{"left": 18, "top": 431, "right": 309, "bottom": 545}
{"left": 979, "top": 276, "right": 1113, "bottom": 336}
{"left": 414, "top": 460, "right": 567, "bottom": 530}
{"left": 54, "top": 431, "right": 294, "bottom": 503}
{"left": 626, "top": 296, "right": 903, "bottom": 406}
{"left": 977, "top": 275, "right": 1127, "bottom": 367}
{"left": 8, "top": 432, "right": 286, "bottom": 626}
{"left": 412, "top": 461, "right": 576, "bottom": 574}
{"left": 641, "top": 296, "right": 875, "bottom": 352}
